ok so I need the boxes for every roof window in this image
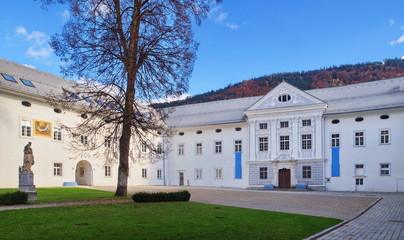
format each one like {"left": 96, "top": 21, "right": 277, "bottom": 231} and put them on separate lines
{"left": 20, "top": 79, "right": 35, "bottom": 88}
{"left": 83, "top": 97, "right": 93, "bottom": 103}
{"left": 69, "top": 92, "right": 80, "bottom": 100}
{"left": 1, "top": 73, "right": 17, "bottom": 83}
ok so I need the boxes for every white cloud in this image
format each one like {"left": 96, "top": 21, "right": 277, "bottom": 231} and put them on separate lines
{"left": 401, "top": 56, "right": 404, "bottom": 60}
{"left": 57, "top": 10, "right": 70, "bottom": 22}
{"left": 226, "top": 23, "right": 239, "bottom": 30}
{"left": 390, "top": 19, "right": 395, "bottom": 26}
{"left": 16, "top": 26, "right": 27, "bottom": 35}
{"left": 23, "top": 64, "right": 36, "bottom": 69}
{"left": 14, "top": 26, "right": 53, "bottom": 59}
{"left": 216, "top": 12, "right": 228, "bottom": 23}
{"left": 390, "top": 35, "right": 404, "bottom": 45}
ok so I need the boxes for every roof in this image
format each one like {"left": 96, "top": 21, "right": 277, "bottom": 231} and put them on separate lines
{"left": 0, "top": 58, "right": 73, "bottom": 98}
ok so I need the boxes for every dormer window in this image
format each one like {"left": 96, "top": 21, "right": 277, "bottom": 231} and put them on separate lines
{"left": 278, "top": 94, "right": 291, "bottom": 102}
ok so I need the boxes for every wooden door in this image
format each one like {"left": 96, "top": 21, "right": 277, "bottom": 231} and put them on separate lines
{"left": 278, "top": 168, "right": 291, "bottom": 189}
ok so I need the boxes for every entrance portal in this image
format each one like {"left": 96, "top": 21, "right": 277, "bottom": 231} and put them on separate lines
{"left": 278, "top": 168, "right": 291, "bottom": 188}
{"left": 179, "top": 172, "right": 184, "bottom": 186}
{"left": 75, "top": 160, "right": 93, "bottom": 186}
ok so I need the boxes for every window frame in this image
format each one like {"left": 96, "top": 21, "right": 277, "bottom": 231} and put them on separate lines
{"left": 259, "top": 167, "right": 268, "bottom": 179}
{"left": 141, "top": 168, "right": 148, "bottom": 179}
{"left": 1, "top": 73, "right": 17, "bottom": 82}
{"left": 331, "top": 133, "right": 340, "bottom": 147}
{"left": 234, "top": 140, "right": 242, "bottom": 152}
{"left": 280, "top": 135, "right": 290, "bottom": 150}
{"left": 215, "top": 141, "right": 222, "bottom": 154}
{"left": 302, "top": 166, "right": 311, "bottom": 179}
{"left": 195, "top": 168, "right": 203, "bottom": 179}
{"left": 379, "top": 129, "right": 390, "bottom": 145}
{"left": 20, "top": 79, "right": 35, "bottom": 88}
{"left": 354, "top": 131, "right": 365, "bottom": 147}
{"left": 196, "top": 142, "right": 203, "bottom": 155}
{"left": 104, "top": 136, "right": 111, "bottom": 148}
{"left": 178, "top": 143, "right": 185, "bottom": 156}
{"left": 141, "top": 143, "right": 147, "bottom": 153}
{"left": 259, "top": 137, "right": 268, "bottom": 152}
{"left": 80, "top": 135, "right": 88, "bottom": 145}
{"left": 53, "top": 126, "right": 63, "bottom": 142}
{"left": 302, "top": 119, "right": 311, "bottom": 127}
{"left": 20, "top": 119, "right": 32, "bottom": 138}
{"left": 301, "top": 134, "right": 312, "bottom": 150}
{"left": 157, "top": 169, "right": 162, "bottom": 179}
{"left": 280, "top": 121, "right": 289, "bottom": 128}
{"left": 259, "top": 123, "right": 268, "bottom": 130}
{"left": 214, "top": 168, "right": 223, "bottom": 179}
{"left": 104, "top": 166, "right": 111, "bottom": 177}
{"left": 380, "top": 163, "right": 391, "bottom": 176}
{"left": 53, "top": 163, "right": 62, "bottom": 176}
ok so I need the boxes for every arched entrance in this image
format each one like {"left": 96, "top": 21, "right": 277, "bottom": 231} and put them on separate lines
{"left": 278, "top": 168, "right": 291, "bottom": 189}
{"left": 75, "top": 160, "right": 93, "bottom": 186}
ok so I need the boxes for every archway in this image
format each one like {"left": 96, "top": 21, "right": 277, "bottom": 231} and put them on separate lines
{"left": 75, "top": 160, "right": 93, "bottom": 186}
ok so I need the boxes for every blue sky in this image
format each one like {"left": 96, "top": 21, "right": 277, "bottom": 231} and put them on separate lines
{"left": 1, "top": 0, "right": 404, "bottom": 95}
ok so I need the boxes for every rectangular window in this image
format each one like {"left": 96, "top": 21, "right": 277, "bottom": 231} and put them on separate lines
{"left": 259, "top": 137, "right": 268, "bottom": 151}
{"left": 280, "top": 121, "right": 289, "bottom": 128}
{"left": 142, "top": 168, "right": 147, "bottom": 178}
{"left": 215, "top": 168, "right": 222, "bottom": 179}
{"left": 235, "top": 140, "right": 242, "bottom": 152}
{"left": 302, "top": 119, "right": 311, "bottom": 126}
{"left": 53, "top": 126, "right": 62, "bottom": 141}
{"left": 1, "top": 73, "right": 17, "bottom": 82}
{"left": 157, "top": 143, "right": 162, "bottom": 154}
{"left": 356, "top": 178, "right": 364, "bottom": 185}
{"left": 302, "top": 134, "right": 312, "bottom": 149}
{"left": 195, "top": 169, "right": 203, "bottom": 179}
{"left": 141, "top": 143, "right": 147, "bottom": 153}
{"left": 104, "top": 136, "right": 111, "bottom": 147}
{"left": 380, "top": 130, "right": 390, "bottom": 144}
{"left": 215, "top": 141, "right": 222, "bottom": 154}
{"left": 53, "top": 163, "right": 62, "bottom": 176}
{"left": 196, "top": 143, "right": 202, "bottom": 155}
{"left": 157, "top": 169, "right": 162, "bottom": 179}
{"left": 302, "top": 166, "right": 311, "bottom": 179}
{"left": 81, "top": 136, "right": 88, "bottom": 145}
{"left": 354, "top": 132, "right": 365, "bottom": 146}
{"left": 178, "top": 144, "right": 185, "bottom": 156}
{"left": 21, "top": 119, "right": 32, "bottom": 137}
{"left": 331, "top": 133, "right": 340, "bottom": 147}
{"left": 259, "top": 123, "right": 268, "bottom": 130}
{"left": 380, "top": 164, "right": 390, "bottom": 176}
{"left": 280, "top": 135, "right": 290, "bottom": 150}
{"left": 105, "top": 166, "right": 111, "bottom": 177}
{"left": 259, "top": 167, "right": 268, "bottom": 179}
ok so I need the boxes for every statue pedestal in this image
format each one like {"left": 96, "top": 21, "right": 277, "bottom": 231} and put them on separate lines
{"left": 19, "top": 172, "right": 37, "bottom": 201}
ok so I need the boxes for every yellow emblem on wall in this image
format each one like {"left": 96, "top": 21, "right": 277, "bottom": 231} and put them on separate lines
{"left": 34, "top": 120, "right": 52, "bottom": 138}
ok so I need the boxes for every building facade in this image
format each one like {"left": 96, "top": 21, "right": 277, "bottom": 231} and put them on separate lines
{"left": 1, "top": 58, "right": 403, "bottom": 191}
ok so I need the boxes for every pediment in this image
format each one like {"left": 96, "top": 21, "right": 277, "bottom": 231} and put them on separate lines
{"left": 247, "top": 82, "right": 325, "bottom": 111}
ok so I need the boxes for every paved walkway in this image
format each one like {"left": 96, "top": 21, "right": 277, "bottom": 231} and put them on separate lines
{"left": 311, "top": 193, "right": 404, "bottom": 240}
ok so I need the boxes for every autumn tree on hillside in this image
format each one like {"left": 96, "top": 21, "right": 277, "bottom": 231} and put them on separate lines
{"left": 41, "top": 0, "right": 221, "bottom": 196}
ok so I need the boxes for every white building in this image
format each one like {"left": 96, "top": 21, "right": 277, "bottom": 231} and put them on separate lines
{"left": 1, "top": 58, "right": 403, "bottom": 191}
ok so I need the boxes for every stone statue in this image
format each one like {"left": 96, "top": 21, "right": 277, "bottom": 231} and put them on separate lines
{"left": 22, "top": 142, "right": 34, "bottom": 173}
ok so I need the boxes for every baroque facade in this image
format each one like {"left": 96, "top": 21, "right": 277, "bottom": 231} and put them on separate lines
{"left": 1, "top": 58, "right": 403, "bottom": 191}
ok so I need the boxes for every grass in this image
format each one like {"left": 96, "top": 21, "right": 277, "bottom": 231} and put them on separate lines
{"left": 0, "top": 187, "right": 129, "bottom": 203}
{"left": 0, "top": 201, "right": 341, "bottom": 240}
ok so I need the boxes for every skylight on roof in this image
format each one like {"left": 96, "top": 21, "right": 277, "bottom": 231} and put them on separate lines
{"left": 69, "top": 92, "right": 80, "bottom": 99}
{"left": 83, "top": 97, "right": 93, "bottom": 103}
{"left": 1, "top": 73, "right": 17, "bottom": 83}
{"left": 20, "top": 79, "right": 35, "bottom": 88}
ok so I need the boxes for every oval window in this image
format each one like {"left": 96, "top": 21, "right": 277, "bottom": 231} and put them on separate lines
{"left": 235, "top": 127, "right": 242, "bottom": 131}
{"left": 380, "top": 115, "right": 389, "bottom": 120}
{"left": 81, "top": 114, "right": 88, "bottom": 119}
{"left": 355, "top": 117, "right": 364, "bottom": 122}
{"left": 215, "top": 129, "right": 222, "bottom": 133}
{"left": 179, "top": 132, "right": 184, "bottom": 136}
{"left": 21, "top": 101, "right": 31, "bottom": 107}
{"left": 331, "top": 119, "right": 340, "bottom": 124}
{"left": 196, "top": 130, "right": 202, "bottom": 134}
{"left": 54, "top": 108, "right": 62, "bottom": 113}
{"left": 278, "top": 94, "right": 291, "bottom": 102}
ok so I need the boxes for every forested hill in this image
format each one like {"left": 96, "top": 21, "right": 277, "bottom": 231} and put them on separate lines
{"left": 157, "top": 58, "right": 404, "bottom": 108}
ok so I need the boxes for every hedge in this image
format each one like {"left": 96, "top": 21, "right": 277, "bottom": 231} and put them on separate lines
{"left": 132, "top": 190, "right": 191, "bottom": 203}
{"left": 0, "top": 191, "right": 28, "bottom": 205}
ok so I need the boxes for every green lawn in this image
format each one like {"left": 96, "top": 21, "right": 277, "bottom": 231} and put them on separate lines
{"left": 0, "top": 187, "right": 128, "bottom": 203}
{"left": 0, "top": 201, "right": 341, "bottom": 240}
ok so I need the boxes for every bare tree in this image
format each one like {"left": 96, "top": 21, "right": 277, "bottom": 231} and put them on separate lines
{"left": 40, "top": 0, "right": 221, "bottom": 196}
